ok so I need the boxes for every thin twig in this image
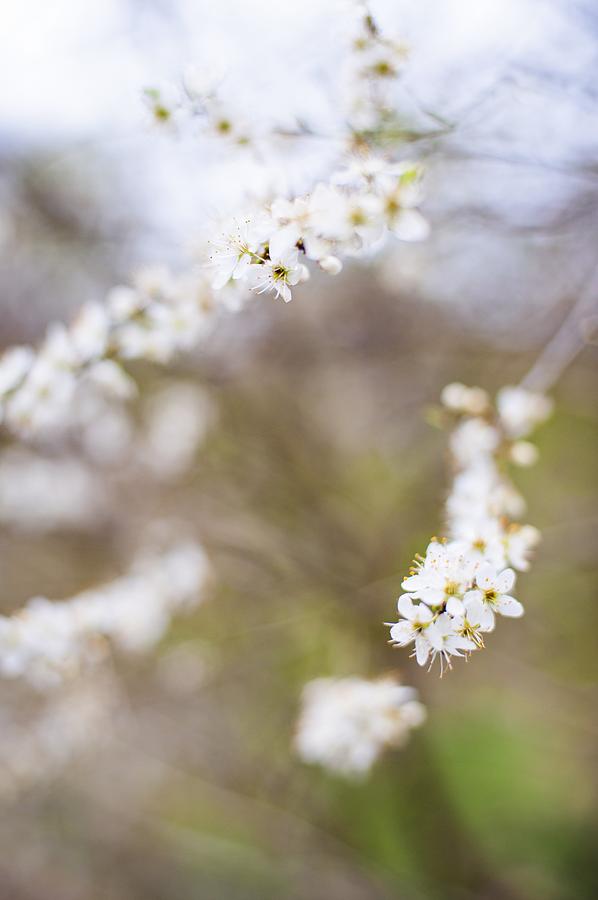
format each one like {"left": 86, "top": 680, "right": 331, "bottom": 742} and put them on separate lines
{"left": 519, "top": 262, "right": 598, "bottom": 392}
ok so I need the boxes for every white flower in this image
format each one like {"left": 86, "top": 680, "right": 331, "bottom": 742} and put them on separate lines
{"left": 389, "top": 595, "right": 443, "bottom": 665}
{"left": 85, "top": 360, "right": 136, "bottom": 399}
{"left": 450, "top": 517, "right": 508, "bottom": 570}
{"left": 5, "top": 355, "right": 76, "bottom": 435}
{"left": 107, "top": 285, "right": 147, "bottom": 322}
{"left": 401, "top": 540, "right": 476, "bottom": 609}
{"left": 497, "top": 386, "right": 553, "bottom": 438}
{"left": 377, "top": 164, "right": 429, "bottom": 242}
{"left": 310, "top": 184, "right": 384, "bottom": 248}
{"left": 268, "top": 196, "right": 324, "bottom": 260}
{"left": 446, "top": 457, "right": 501, "bottom": 525}
{"left": 0, "top": 347, "right": 34, "bottom": 397}
{"left": 453, "top": 596, "right": 496, "bottom": 646}
{"left": 249, "top": 250, "right": 307, "bottom": 303}
{"left": 294, "top": 676, "right": 425, "bottom": 777}
{"left": 450, "top": 417, "right": 501, "bottom": 466}
{"left": 509, "top": 440, "right": 539, "bottom": 467}
{"left": 503, "top": 524, "right": 540, "bottom": 572}
{"left": 70, "top": 303, "right": 111, "bottom": 362}
{"left": 427, "top": 613, "right": 477, "bottom": 672}
{"left": 207, "top": 216, "right": 268, "bottom": 289}
{"left": 331, "top": 157, "right": 408, "bottom": 192}
{"left": 463, "top": 564, "right": 523, "bottom": 628}
{"left": 441, "top": 382, "right": 489, "bottom": 416}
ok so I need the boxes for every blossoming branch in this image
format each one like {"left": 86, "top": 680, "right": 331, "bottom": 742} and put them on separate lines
{"left": 388, "top": 383, "right": 553, "bottom": 673}
{"left": 0, "top": 541, "right": 210, "bottom": 690}
{"left": 207, "top": 157, "right": 429, "bottom": 303}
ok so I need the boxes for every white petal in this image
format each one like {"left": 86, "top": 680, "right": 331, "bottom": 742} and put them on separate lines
{"left": 476, "top": 565, "right": 496, "bottom": 591}
{"left": 415, "top": 634, "right": 431, "bottom": 665}
{"left": 496, "top": 568, "right": 516, "bottom": 593}
{"left": 416, "top": 604, "right": 434, "bottom": 623}
{"left": 233, "top": 252, "right": 253, "bottom": 279}
{"left": 391, "top": 209, "right": 430, "bottom": 242}
{"left": 276, "top": 281, "right": 292, "bottom": 303}
{"left": 445, "top": 597, "right": 464, "bottom": 617}
{"left": 390, "top": 621, "right": 414, "bottom": 644}
{"left": 269, "top": 225, "right": 300, "bottom": 260}
{"left": 478, "top": 605, "right": 496, "bottom": 631}
{"left": 418, "top": 588, "right": 447, "bottom": 607}
{"left": 397, "top": 594, "right": 415, "bottom": 619}
{"left": 462, "top": 596, "right": 485, "bottom": 624}
{"left": 495, "top": 596, "right": 524, "bottom": 618}
{"left": 401, "top": 574, "right": 421, "bottom": 591}
{"left": 424, "top": 621, "right": 444, "bottom": 650}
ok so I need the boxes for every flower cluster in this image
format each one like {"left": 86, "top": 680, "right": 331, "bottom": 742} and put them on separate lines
{"left": 344, "top": 4, "right": 409, "bottom": 135}
{"left": 0, "top": 267, "right": 220, "bottom": 438}
{"left": 388, "top": 383, "right": 553, "bottom": 673}
{"left": 143, "top": 70, "right": 254, "bottom": 146}
{"left": 207, "top": 159, "right": 428, "bottom": 303}
{"left": 294, "top": 676, "right": 426, "bottom": 777}
{"left": 144, "top": 4, "right": 408, "bottom": 149}
{"left": 0, "top": 541, "right": 210, "bottom": 690}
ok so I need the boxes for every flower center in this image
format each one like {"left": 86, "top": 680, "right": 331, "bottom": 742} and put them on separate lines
{"left": 272, "top": 265, "right": 290, "bottom": 281}
{"left": 350, "top": 209, "right": 367, "bottom": 226}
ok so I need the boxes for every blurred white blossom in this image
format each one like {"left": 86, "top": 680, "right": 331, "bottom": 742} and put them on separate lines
{"left": 0, "top": 541, "right": 211, "bottom": 690}
{"left": 295, "top": 676, "right": 425, "bottom": 777}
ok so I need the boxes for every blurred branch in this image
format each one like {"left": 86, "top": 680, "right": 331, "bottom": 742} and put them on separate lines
{"left": 520, "top": 263, "right": 598, "bottom": 392}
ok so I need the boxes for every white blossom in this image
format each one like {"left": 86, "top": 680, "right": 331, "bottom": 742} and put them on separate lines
{"left": 389, "top": 382, "right": 551, "bottom": 672}
{"left": 0, "top": 347, "right": 34, "bottom": 398}
{"left": 294, "top": 676, "right": 425, "bottom": 777}
{"left": 441, "top": 382, "right": 489, "bottom": 416}
{"left": 249, "top": 250, "right": 308, "bottom": 303}
{"left": 389, "top": 595, "right": 443, "bottom": 665}
{"left": 450, "top": 417, "right": 501, "bottom": 466}
{"left": 0, "top": 542, "right": 210, "bottom": 690}
{"left": 208, "top": 216, "right": 268, "bottom": 289}
{"left": 504, "top": 524, "right": 541, "bottom": 572}
{"left": 497, "top": 386, "right": 553, "bottom": 438}
{"left": 401, "top": 541, "right": 476, "bottom": 610}
{"left": 463, "top": 564, "right": 523, "bottom": 628}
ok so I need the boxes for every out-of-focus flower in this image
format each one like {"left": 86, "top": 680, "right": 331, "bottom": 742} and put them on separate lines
{"left": 0, "top": 449, "right": 108, "bottom": 533}
{"left": 0, "top": 541, "right": 211, "bottom": 690}
{"left": 139, "top": 382, "right": 215, "bottom": 480}
{"left": 497, "top": 386, "right": 554, "bottom": 438}
{"left": 441, "top": 382, "right": 489, "bottom": 416}
{"left": 295, "top": 676, "right": 425, "bottom": 777}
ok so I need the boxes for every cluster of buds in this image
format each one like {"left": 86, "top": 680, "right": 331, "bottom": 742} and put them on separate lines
{"left": 388, "top": 384, "right": 553, "bottom": 673}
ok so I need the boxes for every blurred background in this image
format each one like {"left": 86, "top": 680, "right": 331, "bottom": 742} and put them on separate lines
{"left": 0, "top": 0, "right": 597, "bottom": 898}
